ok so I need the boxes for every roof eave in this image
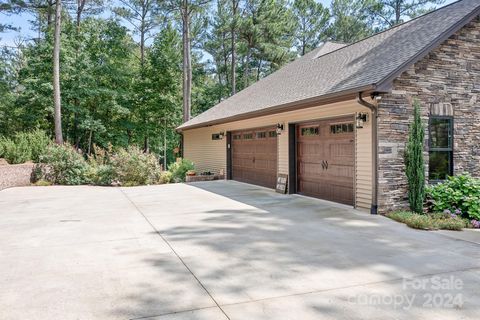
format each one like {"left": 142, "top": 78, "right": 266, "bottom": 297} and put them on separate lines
{"left": 177, "top": 84, "right": 378, "bottom": 132}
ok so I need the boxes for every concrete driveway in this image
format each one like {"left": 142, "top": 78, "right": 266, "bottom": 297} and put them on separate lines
{"left": 1, "top": 181, "right": 479, "bottom": 319}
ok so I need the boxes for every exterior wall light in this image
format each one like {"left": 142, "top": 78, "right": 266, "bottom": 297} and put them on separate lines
{"left": 356, "top": 113, "right": 369, "bottom": 129}
{"left": 219, "top": 131, "right": 225, "bottom": 139}
{"left": 276, "top": 123, "right": 284, "bottom": 135}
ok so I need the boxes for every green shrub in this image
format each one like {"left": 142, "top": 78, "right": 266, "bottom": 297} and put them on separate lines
{"left": 404, "top": 100, "right": 425, "bottom": 213}
{"left": 111, "top": 146, "right": 162, "bottom": 186}
{"left": 37, "top": 144, "right": 89, "bottom": 185}
{"left": 160, "top": 171, "right": 173, "bottom": 184}
{"left": 168, "top": 158, "right": 194, "bottom": 182}
{"left": 0, "top": 130, "right": 50, "bottom": 164}
{"left": 427, "top": 174, "right": 480, "bottom": 220}
{"left": 387, "top": 211, "right": 466, "bottom": 231}
{"left": 86, "top": 164, "right": 115, "bottom": 186}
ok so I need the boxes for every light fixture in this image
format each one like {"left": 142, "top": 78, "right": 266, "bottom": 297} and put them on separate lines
{"left": 356, "top": 113, "right": 369, "bottom": 129}
{"left": 219, "top": 131, "right": 225, "bottom": 139}
{"left": 276, "top": 123, "right": 284, "bottom": 135}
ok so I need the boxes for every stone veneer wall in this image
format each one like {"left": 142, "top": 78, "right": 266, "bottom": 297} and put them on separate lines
{"left": 377, "top": 16, "right": 480, "bottom": 213}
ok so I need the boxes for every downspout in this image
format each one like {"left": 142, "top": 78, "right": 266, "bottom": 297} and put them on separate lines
{"left": 357, "top": 92, "right": 379, "bottom": 215}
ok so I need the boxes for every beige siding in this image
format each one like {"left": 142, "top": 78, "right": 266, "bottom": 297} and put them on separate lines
{"left": 183, "top": 99, "right": 373, "bottom": 210}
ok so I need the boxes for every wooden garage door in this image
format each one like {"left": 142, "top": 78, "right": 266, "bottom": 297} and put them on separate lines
{"left": 297, "top": 116, "right": 355, "bottom": 205}
{"left": 231, "top": 127, "right": 277, "bottom": 189}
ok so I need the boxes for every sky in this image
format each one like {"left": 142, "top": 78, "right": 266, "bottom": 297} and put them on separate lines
{"left": 0, "top": 0, "right": 457, "bottom": 48}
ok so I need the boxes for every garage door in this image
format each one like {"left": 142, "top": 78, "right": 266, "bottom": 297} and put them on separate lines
{"left": 231, "top": 127, "right": 277, "bottom": 189}
{"left": 297, "top": 116, "right": 355, "bottom": 205}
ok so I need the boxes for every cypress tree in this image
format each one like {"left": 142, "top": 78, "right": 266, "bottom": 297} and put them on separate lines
{"left": 405, "top": 99, "right": 426, "bottom": 213}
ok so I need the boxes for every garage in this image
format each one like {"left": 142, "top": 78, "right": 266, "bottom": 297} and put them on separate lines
{"left": 297, "top": 116, "right": 355, "bottom": 205}
{"left": 231, "top": 126, "right": 278, "bottom": 189}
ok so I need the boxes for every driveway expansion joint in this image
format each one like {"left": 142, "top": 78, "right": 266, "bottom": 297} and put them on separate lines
{"left": 118, "top": 188, "right": 231, "bottom": 320}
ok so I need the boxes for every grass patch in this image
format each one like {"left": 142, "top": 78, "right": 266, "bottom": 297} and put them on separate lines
{"left": 386, "top": 211, "right": 468, "bottom": 231}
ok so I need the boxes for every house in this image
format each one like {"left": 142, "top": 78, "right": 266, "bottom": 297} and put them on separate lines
{"left": 177, "top": 0, "right": 480, "bottom": 214}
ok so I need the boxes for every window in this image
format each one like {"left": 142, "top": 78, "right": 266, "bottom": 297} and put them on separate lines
{"left": 233, "top": 134, "right": 242, "bottom": 140}
{"left": 330, "top": 123, "right": 354, "bottom": 134}
{"left": 429, "top": 117, "right": 453, "bottom": 180}
{"left": 268, "top": 131, "right": 277, "bottom": 138}
{"left": 243, "top": 133, "right": 253, "bottom": 140}
{"left": 301, "top": 127, "right": 319, "bottom": 136}
{"left": 256, "top": 131, "right": 267, "bottom": 139}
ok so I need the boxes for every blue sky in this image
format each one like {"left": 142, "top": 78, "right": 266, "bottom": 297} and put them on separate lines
{"left": 0, "top": 0, "right": 456, "bottom": 48}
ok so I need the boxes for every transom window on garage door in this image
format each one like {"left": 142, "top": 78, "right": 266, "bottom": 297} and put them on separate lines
{"left": 301, "top": 126, "right": 319, "bottom": 136}
{"left": 330, "top": 123, "right": 354, "bottom": 134}
{"left": 429, "top": 116, "right": 453, "bottom": 181}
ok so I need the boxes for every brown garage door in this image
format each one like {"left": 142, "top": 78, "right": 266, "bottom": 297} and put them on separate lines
{"left": 231, "top": 127, "right": 277, "bottom": 189}
{"left": 297, "top": 116, "right": 355, "bottom": 205}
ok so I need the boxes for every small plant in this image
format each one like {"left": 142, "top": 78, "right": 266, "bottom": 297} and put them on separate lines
{"left": 427, "top": 174, "right": 480, "bottom": 220}
{"left": 160, "top": 171, "right": 173, "bottom": 184}
{"left": 36, "top": 144, "right": 89, "bottom": 185}
{"left": 168, "top": 159, "right": 195, "bottom": 182}
{"left": 404, "top": 100, "right": 425, "bottom": 213}
{"left": 386, "top": 211, "right": 467, "bottom": 231}
{"left": 0, "top": 130, "right": 50, "bottom": 164}
{"left": 111, "top": 146, "right": 162, "bottom": 186}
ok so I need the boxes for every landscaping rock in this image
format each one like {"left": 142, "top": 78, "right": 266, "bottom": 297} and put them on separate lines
{"left": 0, "top": 163, "right": 35, "bottom": 190}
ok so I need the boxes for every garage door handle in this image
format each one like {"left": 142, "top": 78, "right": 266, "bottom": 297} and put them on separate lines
{"left": 253, "top": 157, "right": 255, "bottom": 163}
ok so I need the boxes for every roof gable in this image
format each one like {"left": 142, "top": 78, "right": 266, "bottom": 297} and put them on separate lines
{"left": 180, "top": 0, "right": 480, "bottom": 130}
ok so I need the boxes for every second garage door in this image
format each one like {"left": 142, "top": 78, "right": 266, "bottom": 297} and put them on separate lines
{"left": 231, "top": 126, "right": 277, "bottom": 189}
{"left": 297, "top": 116, "right": 355, "bottom": 205}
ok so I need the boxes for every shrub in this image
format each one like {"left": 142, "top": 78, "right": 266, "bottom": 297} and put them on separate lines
{"left": 86, "top": 164, "right": 115, "bottom": 186}
{"left": 0, "top": 130, "right": 50, "bottom": 164}
{"left": 160, "top": 171, "right": 173, "bottom": 184}
{"left": 404, "top": 100, "right": 425, "bottom": 213}
{"left": 168, "top": 158, "right": 194, "bottom": 182}
{"left": 111, "top": 146, "right": 162, "bottom": 186}
{"left": 386, "top": 211, "right": 466, "bottom": 231}
{"left": 427, "top": 174, "right": 480, "bottom": 220}
{"left": 37, "top": 144, "right": 89, "bottom": 185}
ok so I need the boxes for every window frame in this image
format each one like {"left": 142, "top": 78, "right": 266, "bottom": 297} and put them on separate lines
{"left": 428, "top": 115, "right": 454, "bottom": 182}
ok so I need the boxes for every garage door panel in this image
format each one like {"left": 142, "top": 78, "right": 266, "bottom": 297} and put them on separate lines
{"left": 297, "top": 116, "right": 354, "bottom": 206}
{"left": 232, "top": 127, "right": 277, "bottom": 189}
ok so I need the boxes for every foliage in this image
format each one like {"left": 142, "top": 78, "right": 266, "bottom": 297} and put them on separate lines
{"left": 37, "top": 144, "right": 89, "bottom": 185}
{"left": 370, "top": 0, "right": 446, "bottom": 28}
{"left": 110, "top": 146, "right": 163, "bottom": 186}
{"left": 404, "top": 100, "right": 425, "bottom": 213}
{"left": 292, "top": 0, "right": 330, "bottom": 55}
{"left": 160, "top": 171, "right": 173, "bottom": 184}
{"left": 168, "top": 158, "right": 195, "bottom": 182}
{"left": 0, "top": 130, "right": 50, "bottom": 164}
{"left": 328, "top": 0, "right": 376, "bottom": 43}
{"left": 386, "top": 211, "right": 467, "bottom": 231}
{"left": 427, "top": 174, "right": 480, "bottom": 221}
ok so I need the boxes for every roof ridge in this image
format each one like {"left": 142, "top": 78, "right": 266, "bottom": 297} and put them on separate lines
{"left": 315, "top": 0, "right": 469, "bottom": 61}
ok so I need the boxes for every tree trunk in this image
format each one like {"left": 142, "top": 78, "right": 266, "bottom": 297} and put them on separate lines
{"left": 182, "top": 0, "right": 192, "bottom": 123}
{"left": 53, "top": 0, "right": 63, "bottom": 144}
{"left": 230, "top": 0, "right": 238, "bottom": 95}
{"left": 244, "top": 45, "right": 251, "bottom": 88}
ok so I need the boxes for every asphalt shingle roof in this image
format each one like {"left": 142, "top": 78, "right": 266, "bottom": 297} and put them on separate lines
{"left": 179, "top": 0, "right": 480, "bottom": 130}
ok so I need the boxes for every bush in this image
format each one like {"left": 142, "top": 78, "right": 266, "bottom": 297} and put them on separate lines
{"left": 168, "top": 159, "right": 194, "bottom": 182}
{"left": 0, "top": 130, "right": 50, "bottom": 164}
{"left": 386, "top": 211, "right": 467, "bottom": 231}
{"left": 427, "top": 174, "right": 480, "bottom": 220}
{"left": 404, "top": 100, "right": 425, "bottom": 213}
{"left": 86, "top": 164, "right": 115, "bottom": 186}
{"left": 111, "top": 146, "right": 162, "bottom": 186}
{"left": 36, "top": 144, "right": 89, "bottom": 185}
{"left": 160, "top": 171, "right": 173, "bottom": 184}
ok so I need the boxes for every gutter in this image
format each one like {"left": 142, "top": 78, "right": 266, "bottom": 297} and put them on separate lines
{"left": 357, "top": 92, "right": 379, "bottom": 215}
{"left": 177, "top": 85, "right": 376, "bottom": 132}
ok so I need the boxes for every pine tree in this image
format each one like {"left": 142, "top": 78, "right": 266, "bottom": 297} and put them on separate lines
{"left": 405, "top": 99, "right": 425, "bottom": 213}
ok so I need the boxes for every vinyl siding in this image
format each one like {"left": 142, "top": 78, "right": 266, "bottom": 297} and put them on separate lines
{"left": 183, "top": 98, "right": 373, "bottom": 210}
